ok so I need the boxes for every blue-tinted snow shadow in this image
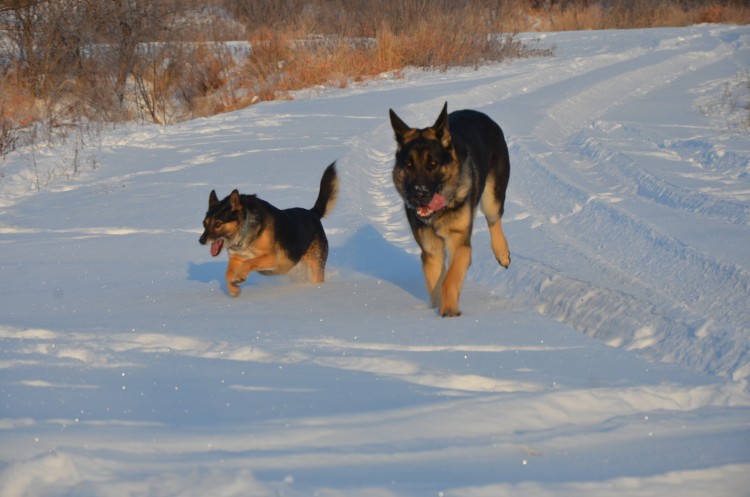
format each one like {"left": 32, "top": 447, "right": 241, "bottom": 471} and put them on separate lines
{"left": 333, "top": 224, "right": 424, "bottom": 301}
{"left": 188, "top": 260, "right": 266, "bottom": 294}
{"left": 187, "top": 260, "right": 248, "bottom": 295}
{"left": 188, "top": 260, "right": 225, "bottom": 284}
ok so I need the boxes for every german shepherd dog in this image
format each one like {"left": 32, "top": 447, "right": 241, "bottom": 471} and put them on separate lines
{"left": 199, "top": 162, "right": 338, "bottom": 297}
{"left": 389, "top": 103, "right": 511, "bottom": 317}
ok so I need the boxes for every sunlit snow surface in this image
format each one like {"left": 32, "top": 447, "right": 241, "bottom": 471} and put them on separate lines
{"left": 1, "top": 25, "right": 748, "bottom": 497}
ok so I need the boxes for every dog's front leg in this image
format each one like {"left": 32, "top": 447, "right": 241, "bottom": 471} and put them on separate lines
{"left": 226, "top": 255, "right": 246, "bottom": 297}
{"left": 440, "top": 237, "right": 472, "bottom": 317}
{"left": 236, "top": 253, "right": 277, "bottom": 282}
{"left": 416, "top": 228, "right": 445, "bottom": 308}
{"left": 241, "top": 254, "right": 276, "bottom": 272}
{"left": 421, "top": 250, "right": 445, "bottom": 308}
{"left": 225, "top": 253, "right": 277, "bottom": 296}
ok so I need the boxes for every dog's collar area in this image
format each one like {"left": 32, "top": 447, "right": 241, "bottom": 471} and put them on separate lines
{"left": 228, "top": 214, "right": 254, "bottom": 250}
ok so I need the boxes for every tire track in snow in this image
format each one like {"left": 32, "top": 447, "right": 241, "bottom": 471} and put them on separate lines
{"left": 342, "top": 27, "right": 750, "bottom": 387}
{"left": 338, "top": 32, "right": 675, "bottom": 249}
{"left": 531, "top": 38, "right": 733, "bottom": 146}
{"left": 569, "top": 128, "right": 750, "bottom": 226}
{"left": 501, "top": 28, "right": 749, "bottom": 384}
{"left": 509, "top": 142, "right": 750, "bottom": 327}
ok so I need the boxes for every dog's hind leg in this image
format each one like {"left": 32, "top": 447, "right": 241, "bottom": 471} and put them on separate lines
{"left": 480, "top": 175, "right": 511, "bottom": 269}
{"left": 488, "top": 219, "right": 511, "bottom": 269}
{"left": 302, "top": 236, "right": 328, "bottom": 284}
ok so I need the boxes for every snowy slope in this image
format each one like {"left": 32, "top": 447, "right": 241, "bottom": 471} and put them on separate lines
{"left": 1, "top": 25, "right": 749, "bottom": 497}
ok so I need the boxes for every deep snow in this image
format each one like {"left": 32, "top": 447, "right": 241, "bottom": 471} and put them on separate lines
{"left": 1, "top": 25, "right": 749, "bottom": 497}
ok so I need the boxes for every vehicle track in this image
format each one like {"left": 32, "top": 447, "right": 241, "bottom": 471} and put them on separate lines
{"left": 343, "top": 27, "right": 749, "bottom": 384}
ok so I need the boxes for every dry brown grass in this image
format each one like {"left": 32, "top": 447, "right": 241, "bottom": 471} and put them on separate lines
{"left": 530, "top": 0, "right": 750, "bottom": 31}
{"left": 236, "top": 16, "right": 538, "bottom": 106}
{"left": 0, "top": 82, "right": 38, "bottom": 128}
{"left": 1, "top": 0, "right": 748, "bottom": 157}
{"left": 241, "top": 29, "right": 392, "bottom": 103}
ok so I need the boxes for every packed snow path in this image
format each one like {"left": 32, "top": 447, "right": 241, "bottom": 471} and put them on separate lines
{"left": 0, "top": 25, "right": 748, "bottom": 497}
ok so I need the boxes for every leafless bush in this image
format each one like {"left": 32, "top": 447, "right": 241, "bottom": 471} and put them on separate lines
{"left": 1, "top": 0, "right": 746, "bottom": 162}
{"left": 699, "top": 70, "right": 750, "bottom": 130}
{"left": 533, "top": 0, "right": 750, "bottom": 30}
{"left": 0, "top": 114, "right": 17, "bottom": 158}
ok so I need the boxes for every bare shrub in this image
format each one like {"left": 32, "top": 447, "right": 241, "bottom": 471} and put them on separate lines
{"left": 538, "top": 0, "right": 750, "bottom": 31}
{"left": 178, "top": 42, "right": 236, "bottom": 117}
{"left": 698, "top": 70, "right": 750, "bottom": 130}
{"left": 2, "top": 0, "right": 747, "bottom": 165}
{"left": 243, "top": 28, "right": 296, "bottom": 102}
{"left": 0, "top": 114, "right": 17, "bottom": 158}
{"left": 380, "top": 7, "right": 530, "bottom": 70}
{"left": 232, "top": 0, "right": 549, "bottom": 105}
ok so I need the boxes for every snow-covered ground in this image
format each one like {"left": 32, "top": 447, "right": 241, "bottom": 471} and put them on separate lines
{"left": 1, "top": 25, "right": 748, "bottom": 497}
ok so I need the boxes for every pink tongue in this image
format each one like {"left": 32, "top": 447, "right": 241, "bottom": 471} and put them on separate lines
{"left": 417, "top": 193, "right": 446, "bottom": 217}
{"left": 210, "top": 239, "right": 224, "bottom": 257}
{"left": 428, "top": 193, "right": 446, "bottom": 211}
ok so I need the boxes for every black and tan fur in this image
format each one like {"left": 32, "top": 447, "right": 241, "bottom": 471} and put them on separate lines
{"left": 200, "top": 162, "right": 338, "bottom": 297}
{"left": 390, "top": 103, "right": 510, "bottom": 317}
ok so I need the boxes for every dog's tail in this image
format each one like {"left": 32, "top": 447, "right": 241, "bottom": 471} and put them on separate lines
{"left": 311, "top": 161, "right": 339, "bottom": 219}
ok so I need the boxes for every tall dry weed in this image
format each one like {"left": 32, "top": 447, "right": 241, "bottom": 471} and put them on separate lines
{"left": 2, "top": 0, "right": 748, "bottom": 160}
{"left": 535, "top": 0, "right": 750, "bottom": 31}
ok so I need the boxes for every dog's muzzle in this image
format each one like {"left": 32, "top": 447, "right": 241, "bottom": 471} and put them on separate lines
{"left": 411, "top": 184, "right": 432, "bottom": 204}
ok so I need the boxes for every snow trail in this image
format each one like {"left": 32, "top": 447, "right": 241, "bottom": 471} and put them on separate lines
{"left": 0, "top": 25, "right": 748, "bottom": 497}
{"left": 347, "top": 25, "right": 750, "bottom": 386}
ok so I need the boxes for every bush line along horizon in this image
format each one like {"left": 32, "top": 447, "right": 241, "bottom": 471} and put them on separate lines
{"left": 1, "top": 0, "right": 748, "bottom": 158}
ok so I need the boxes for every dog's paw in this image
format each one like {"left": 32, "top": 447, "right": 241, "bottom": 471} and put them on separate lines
{"left": 439, "top": 306, "right": 462, "bottom": 318}
{"left": 497, "top": 253, "right": 511, "bottom": 269}
{"left": 228, "top": 285, "right": 241, "bottom": 297}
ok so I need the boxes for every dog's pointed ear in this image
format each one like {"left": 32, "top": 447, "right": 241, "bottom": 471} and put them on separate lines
{"left": 389, "top": 108, "right": 411, "bottom": 146}
{"left": 209, "top": 190, "right": 219, "bottom": 208}
{"left": 229, "top": 189, "right": 242, "bottom": 211}
{"left": 433, "top": 102, "right": 451, "bottom": 149}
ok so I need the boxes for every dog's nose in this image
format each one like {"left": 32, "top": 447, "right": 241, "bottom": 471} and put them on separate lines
{"left": 414, "top": 185, "right": 431, "bottom": 203}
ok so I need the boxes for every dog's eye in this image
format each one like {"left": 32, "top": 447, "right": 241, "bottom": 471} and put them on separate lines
{"left": 214, "top": 221, "right": 223, "bottom": 229}
{"left": 405, "top": 160, "right": 414, "bottom": 170}
{"left": 427, "top": 160, "right": 438, "bottom": 171}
